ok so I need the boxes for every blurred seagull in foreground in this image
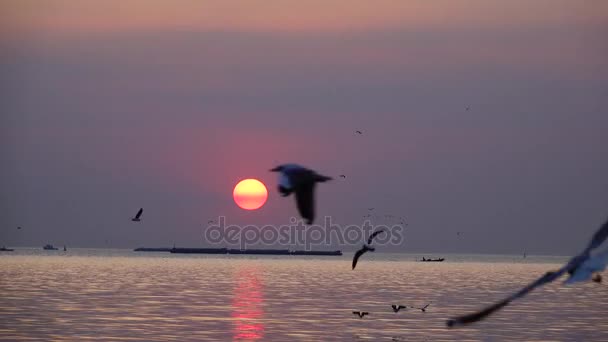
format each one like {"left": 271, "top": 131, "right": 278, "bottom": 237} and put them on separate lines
{"left": 447, "top": 216, "right": 608, "bottom": 327}
{"left": 131, "top": 208, "right": 143, "bottom": 222}
{"left": 270, "top": 164, "right": 332, "bottom": 224}
{"left": 352, "top": 229, "right": 386, "bottom": 270}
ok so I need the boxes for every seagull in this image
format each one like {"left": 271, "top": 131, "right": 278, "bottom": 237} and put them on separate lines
{"left": 131, "top": 208, "right": 143, "bottom": 222}
{"left": 368, "top": 208, "right": 374, "bottom": 211}
{"left": 270, "top": 164, "right": 332, "bottom": 224}
{"left": 352, "top": 229, "right": 386, "bottom": 270}
{"left": 17, "top": 226, "right": 21, "bottom": 230}
{"left": 352, "top": 311, "right": 369, "bottom": 318}
{"left": 447, "top": 216, "right": 608, "bottom": 327}
{"left": 391, "top": 305, "right": 407, "bottom": 313}
{"left": 413, "top": 303, "right": 430, "bottom": 312}
{"left": 207, "top": 220, "right": 215, "bottom": 224}
{"left": 339, "top": 175, "right": 346, "bottom": 178}
{"left": 355, "top": 130, "right": 363, "bottom": 134}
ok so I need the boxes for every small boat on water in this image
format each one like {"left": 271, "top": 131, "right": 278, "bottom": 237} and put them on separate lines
{"left": 419, "top": 257, "right": 445, "bottom": 262}
{"left": 0, "top": 246, "right": 14, "bottom": 252}
{"left": 43, "top": 244, "right": 58, "bottom": 250}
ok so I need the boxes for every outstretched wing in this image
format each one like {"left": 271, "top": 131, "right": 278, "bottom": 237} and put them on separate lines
{"left": 447, "top": 268, "right": 568, "bottom": 327}
{"left": 587, "top": 217, "right": 608, "bottom": 251}
{"left": 352, "top": 248, "right": 367, "bottom": 270}
{"left": 135, "top": 208, "right": 143, "bottom": 219}
{"left": 447, "top": 217, "right": 608, "bottom": 327}
{"left": 294, "top": 182, "right": 315, "bottom": 225}
{"left": 367, "top": 229, "right": 386, "bottom": 245}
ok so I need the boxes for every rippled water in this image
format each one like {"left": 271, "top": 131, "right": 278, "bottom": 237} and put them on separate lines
{"left": 1, "top": 249, "right": 606, "bottom": 341}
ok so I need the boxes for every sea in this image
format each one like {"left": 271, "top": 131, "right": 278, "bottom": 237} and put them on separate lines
{"left": 1, "top": 249, "right": 606, "bottom": 341}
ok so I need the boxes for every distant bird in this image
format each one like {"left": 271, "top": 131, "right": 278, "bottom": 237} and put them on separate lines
{"left": 447, "top": 216, "right": 608, "bottom": 327}
{"left": 355, "top": 130, "right": 363, "bottom": 134}
{"left": 352, "top": 229, "right": 386, "bottom": 270}
{"left": 17, "top": 226, "right": 21, "bottom": 230}
{"left": 413, "top": 303, "right": 430, "bottom": 312}
{"left": 391, "top": 305, "right": 407, "bottom": 313}
{"left": 207, "top": 220, "right": 215, "bottom": 224}
{"left": 368, "top": 208, "right": 374, "bottom": 211}
{"left": 131, "top": 208, "right": 143, "bottom": 222}
{"left": 466, "top": 106, "right": 470, "bottom": 111}
{"left": 339, "top": 175, "right": 346, "bottom": 179}
{"left": 270, "top": 164, "right": 332, "bottom": 224}
{"left": 352, "top": 311, "right": 369, "bottom": 318}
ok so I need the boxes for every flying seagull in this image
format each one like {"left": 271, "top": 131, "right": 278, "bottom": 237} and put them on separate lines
{"left": 413, "top": 303, "right": 430, "bottom": 312}
{"left": 270, "top": 164, "right": 332, "bottom": 224}
{"left": 352, "top": 229, "right": 386, "bottom": 270}
{"left": 391, "top": 305, "right": 407, "bottom": 313}
{"left": 352, "top": 311, "right": 369, "bottom": 318}
{"left": 17, "top": 226, "right": 21, "bottom": 230}
{"left": 355, "top": 130, "right": 363, "bottom": 134}
{"left": 339, "top": 174, "right": 346, "bottom": 178}
{"left": 131, "top": 208, "right": 143, "bottom": 222}
{"left": 447, "top": 216, "right": 608, "bottom": 327}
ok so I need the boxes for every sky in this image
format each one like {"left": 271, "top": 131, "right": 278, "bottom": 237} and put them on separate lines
{"left": 1, "top": 0, "right": 607, "bottom": 254}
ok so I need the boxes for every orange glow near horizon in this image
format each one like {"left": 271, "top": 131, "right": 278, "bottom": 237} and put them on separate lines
{"left": 233, "top": 179, "right": 268, "bottom": 210}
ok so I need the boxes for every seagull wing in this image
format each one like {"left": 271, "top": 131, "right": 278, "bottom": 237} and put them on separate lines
{"left": 294, "top": 182, "right": 315, "bottom": 225}
{"left": 587, "top": 217, "right": 608, "bottom": 251}
{"left": 367, "top": 229, "right": 386, "bottom": 245}
{"left": 352, "top": 248, "right": 367, "bottom": 270}
{"left": 447, "top": 218, "right": 608, "bottom": 327}
{"left": 447, "top": 267, "right": 570, "bottom": 327}
{"left": 135, "top": 208, "right": 143, "bottom": 219}
{"left": 391, "top": 305, "right": 398, "bottom": 312}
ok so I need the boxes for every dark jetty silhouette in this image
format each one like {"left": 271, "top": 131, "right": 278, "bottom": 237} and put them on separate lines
{"left": 134, "top": 247, "right": 173, "bottom": 252}
{"left": 134, "top": 247, "right": 342, "bottom": 256}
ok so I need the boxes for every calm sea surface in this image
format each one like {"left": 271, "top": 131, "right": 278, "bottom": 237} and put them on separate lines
{"left": 0, "top": 249, "right": 606, "bottom": 341}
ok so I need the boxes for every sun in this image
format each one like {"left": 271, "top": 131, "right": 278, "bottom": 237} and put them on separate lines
{"left": 233, "top": 179, "right": 268, "bottom": 210}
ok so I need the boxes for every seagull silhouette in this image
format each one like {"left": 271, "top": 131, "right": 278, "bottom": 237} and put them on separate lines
{"left": 352, "top": 311, "right": 369, "bottom": 318}
{"left": 270, "top": 164, "right": 332, "bottom": 224}
{"left": 17, "top": 226, "right": 21, "bottom": 230}
{"left": 413, "top": 303, "right": 430, "bottom": 312}
{"left": 131, "top": 208, "right": 143, "bottom": 222}
{"left": 339, "top": 175, "right": 346, "bottom": 178}
{"left": 352, "top": 229, "right": 386, "bottom": 270}
{"left": 391, "top": 305, "right": 407, "bottom": 313}
{"left": 447, "top": 216, "right": 608, "bottom": 327}
{"left": 355, "top": 130, "right": 363, "bottom": 134}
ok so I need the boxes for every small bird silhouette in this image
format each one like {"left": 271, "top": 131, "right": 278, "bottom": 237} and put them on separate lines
{"left": 355, "top": 130, "right": 363, "bottom": 134}
{"left": 352, "top": 311, "right": 369, "bottom": 318}
{"left": 391, "top": 305, "right": 407, "bottom": 313}
{"left": 208, "top": 220, "right": 215, "bottom": 224}
{"left": 131, "top": 208, "right": 143, "bottom": 222}
{"left": 17, "top": 226, "right": 21, "bottom": 230}
{"left": 414, "top": 303, "right": 430, "bottom": 312}
{"left": 352, "top": 229, "right": 386, "bottom": 270}
{"left": 339, "top": 175, "right": 346, "bottom": 178}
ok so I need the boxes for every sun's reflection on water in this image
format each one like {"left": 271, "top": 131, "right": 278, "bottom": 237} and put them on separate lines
{"left": 232, "top": 268, "right": 264, "bottom": 341}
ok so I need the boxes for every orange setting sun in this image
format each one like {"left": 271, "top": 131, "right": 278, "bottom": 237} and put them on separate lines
{"left": 233, "top": 179, "right": 268, "bottom": 210}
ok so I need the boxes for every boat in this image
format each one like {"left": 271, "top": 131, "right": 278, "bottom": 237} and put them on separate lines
{"left": 0, "top": 246, "right": 14, "bottom": 252}
{"left": 419, "top": 257, "right": 445, "bottom": 262}
{"left": 43, "top": 244, "right": 58, "bottom": 250}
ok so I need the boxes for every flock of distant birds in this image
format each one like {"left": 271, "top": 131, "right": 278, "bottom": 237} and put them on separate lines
{"left": 8, "top": 127, "right": 608, "bottom": 329}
